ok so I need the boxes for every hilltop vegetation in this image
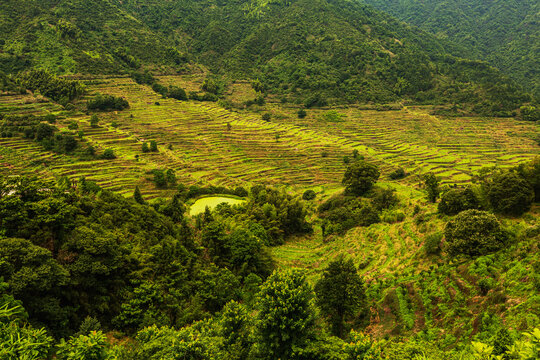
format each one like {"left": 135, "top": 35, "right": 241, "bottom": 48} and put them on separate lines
{"left": 0, "top": 0, "right": 534, "bottom": 114}
{"left": 119, "top": 0, "right": 530, "bottom": 114}
{"left": 362, "top": 0, "right": 540, "bottom": 98}
{"left": 0, "top": 0, "right": 187, "bottom": 75}
{"left": 0, "top": 0, "right": 539, "bottom": 358}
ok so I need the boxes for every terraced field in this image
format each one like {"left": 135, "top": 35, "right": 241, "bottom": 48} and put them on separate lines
{"left": 1, "top": 76, "right": 538, "bottom": 200}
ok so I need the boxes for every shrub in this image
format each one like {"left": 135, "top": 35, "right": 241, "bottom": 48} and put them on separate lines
{"left": 389, "top": 167, "right": 406, "bottom": 180}
{"left": 423, "top": 172, "right": 440, "bottom": 203}
{"left": 342, "top": 161, "right": 380, "bottom": 196}
{"left": 371, "top": 188, "right": 398, "bottom": 211}
{"left": 424, "top": 232, "right": 443, "bottom": 255}
{"left": 142, "top": 142, "right": 149, "bottom": 153}
{"left": 487, "top": 172, "right": 534, "bottom": 216}
{"left": 298, "top": 109, "right": 307, "bottom": 118}
{"left": 87, "top": 94, "right": 129, "bottom": 111}
{"left": 167, "top": 86, "right": 187, "bottom": 100}
{"left": 150, "top": 140, "right": 158, "bottom": 152}
{"left": 302, "top": 190, "right": 316, "bottom": 200}
{"left": 43, "top": 113, "right": 56, "bottom": 124}
{"left": 444, "top": 210, "right": 508, "bottom": 257}
{"left": 90, "top": 115, "right": 99, "bottom": 128}
{"left": 262, "top": 113, "right": 271, "bottom": 121}
{"left": 101, "top": 149, "right": 116, "bottom": 159}
{"left": 438, "top": 187, "right": 480, "bottom": 215}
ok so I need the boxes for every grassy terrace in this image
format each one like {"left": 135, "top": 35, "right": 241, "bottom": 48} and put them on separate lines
{"left": 1, "top": 76, "right": 538, "bottom": 200}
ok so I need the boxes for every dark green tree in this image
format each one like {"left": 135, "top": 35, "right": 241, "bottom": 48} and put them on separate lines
{"left": 444, "top": 210, "right": 508, "bottom": 258}
{"left": 90, "top": 115, "right": 99, "bottom": 128}
{"left": 256, "top": 270, "right": 316, "bottom": 359}
{"left": 142, "top": 142, "right": 149, "bottom": 153}
{"left": 342, "top": 161, "right": 380, "bottom": 196}
{"left": 150, "top": 140, "right": 158, "bottom": 152}
{"left": 133, "top": 186, "right": 144, "bottom": 204}
{"left": 423, "top": 172, "right": 440, "bottom": 203}
{"left": 314, "top": 257, "right": 366, "bottom": 338}
{"left": 438, "top": 187, "right": 480, "bottom": 215}
{"left": 487, "top": 172, "right": 534, "bottom": 216}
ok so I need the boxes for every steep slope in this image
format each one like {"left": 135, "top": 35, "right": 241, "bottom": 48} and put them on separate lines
{"left": 0, "top": 0, "right": 531, "bottom": 112}
{"left": 0, "top": 0, "right": 187, "bottom": 74}
{"left": 119, "top": 0, "right": 529, "bottom": 113}
{"left": 361, "top": 0, "right": 540, "bottom": 97}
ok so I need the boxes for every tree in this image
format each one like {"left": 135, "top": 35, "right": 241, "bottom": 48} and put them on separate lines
{"left": 487, "top": 172, "right": 534, "bottom": 216}
{"left": 315, "top": 257, "right": 366, "bottom": 338}
{"left": 298, "top": 109, "right": 307, "bottom": 118}
{"left": 133, "top": 186, "right": 144, "bottom": 204}
{"left": 423, "top": 172, "right": 440, "bottom": 203}
{"left": 56, "top": 331, "right": 110, "bottom": 360}
{"left": 256, "top": 270, "right": 316, "bottom": 359}
{"left": 342, "top": 160, "right": 380, "bottom": 196}
{"left": 90, "top": 115, "right": 99, "bottom": 128}
{"left": 165, "top": 169, "right": 177, "bottom": 186}
{"left": 167, "top": 86, "right": 187, "bottom": 100}
{"left": 150, "top": 140, "right": 158, "bottom": 152}
{"left": 438, "top": 187, "right": 479, "bottom": 215}
{"left": 101, "top": 149, "right": 116, "bottom": 159}
{"left": 0, "top": 238, "right": 70, "bottom": 334}
{"left": 444, "top": 210, "right": 508, "bottom": 258}
{"left": 262, "top": 113, "right": 271, "bottom": 121}
{"left": 142, "top": 142, "right": 149, "bottom": 153}
{"left": 152, "top": 170, "right": 167, "bottom": 188}
{"left": 302, "top": 190, "right": 316, "bottom": 200}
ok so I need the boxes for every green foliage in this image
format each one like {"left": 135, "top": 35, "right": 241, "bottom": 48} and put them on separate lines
{"left": 389, "top": 167, "right": 406, "bottom": 180}
{"left": 141, "top": 142, "right": 149, "bottom": 153}
{"left": 298, "top": 109, "right": 307, "bottom": 118}
{"left": 342, "top": 160, "right": 380, "bottom": 196}
{"left": 100, "top": 149, "right": 116, "bottom": 159}
{"left": 487, "top": 171, "right": 534, "bottom": 216}
{"left": 167, "top": 86, "right": 187, "bottom": 101}
{"left": 17, "top": 69, "right": 84, "bottom": 104}
{"left": 56, "top": 331, "right": 109, "bottom": 360}
{"left": 302, "top": 189, "right": 316, "bottom": 200}
{"left": 424, "top": 232, "right": 443, "bottom": 256}
{"left": 319, "top": 196, "right": 380, "bottom": 236}
{"left": 256, "top": 270, "right": 316, "bottom": 359}
{"left": 423, "top": 172, "right": 440, "bottom": 203}
{"left": 438, "top": 186, "right": 480, "bottom": 215}
{"left": 87, "top": 94, "right": 129, "bottom": 112}
{"left": 520, "top": 106, "right": 540, "bottom": 122}
{"left": 315, "top": 257, "right": 366, "bottom": 338}
{"left": 363, "top": 0, "right": 540, "bottom": 97}
{"left": 149, "top": 140, "right": 158, "bottom": 152}
{"left": 90, "top": 115, "right": 99, "bottom": 128}
{"left": 444, "top": 210, "right": 509, "bottom": 258}
{"left": 0, "top": 303, "right": 54, "bottom": 360}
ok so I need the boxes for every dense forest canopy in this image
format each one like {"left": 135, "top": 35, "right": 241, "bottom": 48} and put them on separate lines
{"left": 0, "top": 0, "right": 534, "bottom": 112}
{"left": 362, "top": 0, "right": 540, "bottom": 98}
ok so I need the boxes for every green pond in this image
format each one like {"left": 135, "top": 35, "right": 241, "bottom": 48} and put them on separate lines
{"left": 189, "top": 196, "right": 246, "bottom": 216}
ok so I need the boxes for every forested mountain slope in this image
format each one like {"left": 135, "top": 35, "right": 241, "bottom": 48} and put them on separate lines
{"left": 0, "top": 0, "right": 187, "bottom": 74}
{"left": 362, "top": 0, "right": 540, "bottom": 97}
{"left": 117, "top": 0, "right": 530, "bottom": 112}
{"left": 0, "top": 0, "right": 531, "bottom": 112}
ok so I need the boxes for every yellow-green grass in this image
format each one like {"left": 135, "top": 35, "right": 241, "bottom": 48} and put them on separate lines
{"left": 189, "top": 196, "right": 246, "bottom": 216}
{"left": 1, "top": 76, "right": 538, "bottom": 200}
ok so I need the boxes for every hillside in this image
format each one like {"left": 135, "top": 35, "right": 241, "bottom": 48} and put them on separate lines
{"left": 1, "top": 1, "right": 539, "bottom": 359}
{"left": 0, "top": 0, "right": 531, "bottom": 113}
{"left": 0, "top": 0, "right": 188, "bottom": 74}
{"left": 0, "top": 74, "right": 539, "bottom": 358}
{"left": 362, "top": 0, "right": 540, "bottom": 98}
{"left": 118, "top": 0, "right": 530, "bottom": 113}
